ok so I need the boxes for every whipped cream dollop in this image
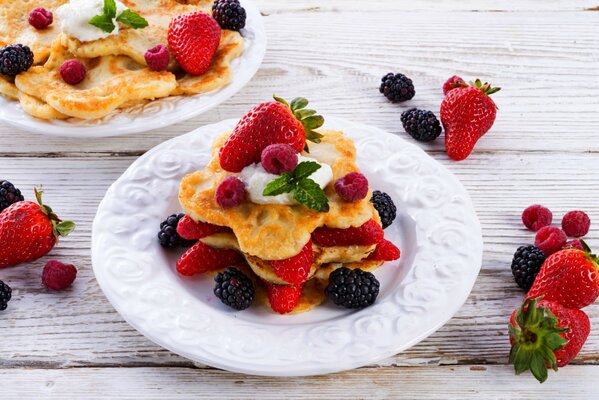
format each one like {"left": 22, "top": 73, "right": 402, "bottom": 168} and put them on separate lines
{"left": 240, "top": 155, "right": 333, "bottom": 205}
{"left": 56, "top": 0, "right": 128, "bottom": 42}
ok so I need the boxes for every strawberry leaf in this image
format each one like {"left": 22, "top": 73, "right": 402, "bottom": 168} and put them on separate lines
{"left": 55, "top": 220, "right": 76, "bottom": 237}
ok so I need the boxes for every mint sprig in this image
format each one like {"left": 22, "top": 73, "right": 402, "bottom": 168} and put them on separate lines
{"left": 89, "top": 0, "right": 148, "bottom": 33}
{"left": 263, "top": 161, "right": 329, "bottom": 212}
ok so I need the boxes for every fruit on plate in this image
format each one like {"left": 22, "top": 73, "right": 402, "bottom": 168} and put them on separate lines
{"left": 158, "top": 213, "right": 195, "bottom": 248}
{"left": 213, "top": 267, "right": 255, "bottom": 310}
{"left": 270, "top": 240, "right": 313, "bottom": 285}
{"left": 176, "top": 215, "right": 228, "bottom": 240}
{"left": 0, "top": 189, "right": 75, "bottom": 269}
{"left": 325, "top": 267, "right": 380, "bottom": 309}
{"left": 521, "top": 204, "right": 553, "bottom": 232}
{"left": 212, "top": 0, "right": 246, "bottom": 31}
{"left": 509, "top": 297, "right": 590, "bottom": 383}
{"left": 370, "top": 190, "right": 397, "bottom": 229}
{"left": 562, "top": 210, "right": 591, "bottom": 238}
{"left": 440, "top": 79, "right": 500, "bottom": 161}
{"left": 266, "top": 282, "right": 304, "bottom": 314}
{"left": 219, "top": 95, "right": 324, "bottom": 172}
{"left": 311, "top": 219, "right": 384, "bottom": 247}
{"left": 528, "top": 244, "right": 599, "bottom": 309}
{"left": 176, "top": 241, "right": 243, "bottom": 276}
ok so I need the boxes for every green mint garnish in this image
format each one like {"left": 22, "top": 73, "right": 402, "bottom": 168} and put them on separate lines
{"left": 89, "top": 15, "right": 116, "bottom": 33}
{"left": 89, "top": 0, "right": 148, "bottom": 33}
{"left": 262, "top": 161, "right": 329, "bottom": 212}
{"left": 117, "top": 9, "right": 149, "bottom": 29}
{"left": 104, "top": 0, "right": 117, "bottom": 18}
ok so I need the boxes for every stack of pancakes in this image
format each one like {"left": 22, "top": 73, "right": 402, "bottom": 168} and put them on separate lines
{"left": 0, "top": 0, "right": 244, "bottom": 120}
{"left": 179, "top": 130, "right": 386, "bottom": 313}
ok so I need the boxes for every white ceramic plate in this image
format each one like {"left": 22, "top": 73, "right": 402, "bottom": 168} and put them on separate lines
{"left": 92, "top": 117, "right": 483, "bottom": 376}
{"left": 0, "top": 1, "right": 266, "bottom": 138}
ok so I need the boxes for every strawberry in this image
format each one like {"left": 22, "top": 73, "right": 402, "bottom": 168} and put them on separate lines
{"left": 0, "top": 189, "right": 75, "bottom": 269}
{"left": 311, "top": 219, "right": 384, "bottom": 247}
{"left": 527, "top": 244, "right": 599, "bottom": 309}
{"left": 176, "top": 241, "right": 242, "bottom": 276}
{"left": 219, "top": 96, "right": 324, "bottom": 172}
{"left": 270, "top": 240, "right": 313, "bottom": 285}
{"left": 440, "top": 79, "right": 500, "bottom": 161}
{"left": 168, "top": 11, "right": 221, "bottom": 75}
{"left": 265, "top": 282, "right": 303, "bottom": 314}
{"left": 509, "top": 297, "right": 590, "bottom": 383}
{"left": 176, "top": 215, "right": 228, "bottom": 240}
{"left": 366, "top": 239, "right": 401, "bottom": 261}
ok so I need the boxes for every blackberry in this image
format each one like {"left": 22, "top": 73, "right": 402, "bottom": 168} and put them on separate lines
{"left": 212, "top": 0, "right": 246, "bottom": 31}
{"left": 511, "top": 245, "right": 546, "bottom": 291}
{"left": 370, "top": 190, "right": 396, "bottom": 229}
{"left": 214, "top": 268, "right": 254, "bottom": 310}
{"left": 400, "top": 108, "right": 442, "bottom": 142}
{"left": 0, "top": 280, "right": 12, "bottom": 311}
{"left": 325, "top": 267, "right": 380, "bottom": 309}
{"left": 0, "top": 180, "right": 24, "bottom": 213}
{"left": 379, "top": 72, "right": 415, "bottom": 103}
{"left": 158, "top": 213, "right": 195, "bottom": 248}
{"left": 0, "top": 44, "right": 34, "bottom": 77}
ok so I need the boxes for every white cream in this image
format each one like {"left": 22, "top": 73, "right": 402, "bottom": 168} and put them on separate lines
{"left": 56, "top": 0, "right": 128, "bottom": 42}
{"left": 240, "top": 156, "right": 333, "bottom": 205}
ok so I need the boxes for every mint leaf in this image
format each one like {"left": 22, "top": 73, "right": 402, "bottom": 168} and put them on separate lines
{"left": 293, "top": 179, "right": 329, "bottom": 212}
{"left": 262, "top": 173, "right": 294, "bottom": 196}
{"left": 89, "top": 14, "right": 116, "bottom": 33}
{"left": 104, "top": 0, "right": 117, "bottom": 18}
{"left": 293, "top": 161, "right": 321, "bottom": 181}
{"left": 117, "top": 9, "right": 149, "bottom": 29}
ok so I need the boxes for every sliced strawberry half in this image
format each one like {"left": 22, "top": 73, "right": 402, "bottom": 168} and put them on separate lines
{"left": 311, "top": 219, "right": 384, "bottom": 247}
{"left": 367, "top": 239, "right": 401, "bottom": 261}
{"left": 266, "top": 282, "right": 304, "bottom": 314}
{"left": 176, "top": 241, "right": 242, "bottom": 276}
{"left": 270, "top": 240, "right": 313, "bottom": 285}
{"left": 176, "top": 215, "right": 229, "bottom": 240}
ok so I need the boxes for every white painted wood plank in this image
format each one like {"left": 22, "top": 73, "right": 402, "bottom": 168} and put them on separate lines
{"left": 3, "top": 366, "right": 599, "bottom": 399}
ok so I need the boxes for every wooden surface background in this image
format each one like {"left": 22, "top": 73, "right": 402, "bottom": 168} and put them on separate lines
{"left": 1, "top": 0, "right": 598, "bottom": 398}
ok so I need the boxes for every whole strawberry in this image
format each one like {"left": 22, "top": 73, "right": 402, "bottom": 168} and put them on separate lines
{"left": 509, "top": 297, "right": 590, "bottom": 383}
{"left": 440, "top": 79, "right": 500, "bottom": 161}
{"left": 0, "top": 189, "right": 75, "bottom": 268}
{"left": 528, "top": 242, "right": 599, "bottom": 309}
{"left": 219, "top": 96, "right": 324, "bottom": 172}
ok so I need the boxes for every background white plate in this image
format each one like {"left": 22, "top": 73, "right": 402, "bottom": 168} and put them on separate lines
{"left": 92, "top": 117, "right": 483, "bottom": 376}
{"left": 0, "top": 1, "right": 266, "bottom": 138}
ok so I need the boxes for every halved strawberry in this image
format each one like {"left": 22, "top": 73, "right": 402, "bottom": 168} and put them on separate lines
{"left": 176, "top": 215, "right": 228, "bottom": 240}
{"left": 265, "top": 282, "right": 304, "bottom": 314}
{"left": 366, "top": 239, "right": 401, "bottom": 261}
{"left": 270, "top": 240, "right": 313, "bottom": 285}
{"left": 311, "top": 219, "right": 384, "bottom": 247}
{"left": 176, "top": 241, "right": 242, "bottom": 276}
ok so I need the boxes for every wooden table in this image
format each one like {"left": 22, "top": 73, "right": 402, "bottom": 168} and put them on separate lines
{"left": 1, "top": 1, "right": 598, "bottom": 398}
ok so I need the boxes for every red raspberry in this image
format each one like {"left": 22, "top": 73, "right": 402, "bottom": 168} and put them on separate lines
{"left": 534, "top": 226, "right": 567, "bottom": 256}
{"left": 215, "top": 176, "right": 246, "bottom": 208}
{"left": 312, "top": 219, "right": 384, "bottom": 247}
{"left": 176, "top": 215, "right": 228, "bottom": 240}
{"left": 270, "top": 240, "right": 313, "bottom": 284}
{"left": 366, "top": 239, "right": 401, "bottom": 261}
{"left": 522, "top": 204, "right": 553, "bottom": 232}
{"left": 562, "top": 210, "right": 590, "bottom": 238}
{"left": 29, "top": 7, "right": 53, "bottom": 30}
{"left": 144, "top": 44, "right": 170, "bottom": 71}
{"left": 59, "top": 59, "right": 86, "bottom": 85}
{"left": 443, "top": 75, "right": 465, "bottom": 95}
{"left": 265, "top": 282, "right": 303, "bottom": 314}
{"left": 260, "top": 144, "right": 298, "bottom": 175}
{"left": 176, "top": 241, "right": 242, "bottom": 276}
{"left": 42, "top": 260, "right": 77, "bottom": 290}
{"left": 334, "top": 172, "right": 369, "bottom": 202}
{"left": 563, "top": 239, "right": 584, "bottom": 251}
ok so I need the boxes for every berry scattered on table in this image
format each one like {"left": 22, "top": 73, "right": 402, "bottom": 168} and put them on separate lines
{"left": 370, "top": 190, "right": 396, "bottom": 229}
{"left": 521, "top": 204, "right": 553, "bottom": 232}
{"left": 212, "top": 0, "right": 246, "bottom": 31}
{"left": 312, "top": 219, "right": 384, "bottom": 247}
{"left": 366, "top": 239, "right": 401, "bottom": 261}
{"left": 59, "top": 59, "right": 86, "bottom": 85}
{"left": 270, "top": 240, "right": 313, "bottom": 285}
{"left": 266, "top": 282, "right": 303, "bottom": 314}
{"left": 325, "top": 267, "right": 380, "bottom": 309}
{"left": 28, "top": 7, "right": 53, "bottom": 30}
{"left": 158, "top": 213, "right": 195, "bottom": 248}
{"left": 0, "top": 44, "right": 34, "bottom": 77}
{"left": 400, "top": 108, "right": 442, "bottom": 142}
{"left": 144, "top": 44, "right": 170, "bottom": 71}
{"left": 261, "top": 144, "right": 298, "bottom": 175}
{"left": 334, "top": 172, "right": 369, "bottom": 203}
{"left": 176, "top": 214, "right": 228, "bottom": 240}
{"left": 534, "top": 226, "right": 567, "bottom": 256}
{"left": 379, "top": 72, "right": 415, "bottom": 103}
{"left": 510, "top": 245, "right": 545, "bottom": 291}
{"left": 213, "top": 267, "right": 254, "bottom": 310}
{"left": 42, "top": 260, "right": 77, "bottom": 291}
{"left": 176, "top": 241, "right": 242, "bottom": 277}
{"left": 0, "top": 180, "right": 24, "bottom": 213}
{"left": 563, "top": 239, "right": 583, "bottom": 251}
{"left": 562, "top": 210, "right": 590, "bottom": 238}
{"left": 215, "top": 176, "right": 246, "bottom": 208}
{"left": 442, "top": 75, "right": 465, "bottom": 95}
{"left": 0, "top": 280, "right": 11, "bottom": 311}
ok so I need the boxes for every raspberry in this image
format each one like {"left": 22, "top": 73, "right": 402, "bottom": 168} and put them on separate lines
{"left": 212, "top": 0, "right": 246, "bottom": 31}
{"left": 270, "top": 240, "right": 313, "bottom": 284}
{"left": 563, "top": 239, "right": 584, "bottom": 251}
{"left": 510, "top": 245, "right": 545, "bottom": 291}
{"left": 213, "top": 267, "right": 254, "bottom": 310}
{"left": 28, "top": 7, "right": 53, "bottom": 30}
{"left": 144, "top": 44, "right": 169, "bottom": 71}
{"left": 0, "top": 44, "right": 34, "bottom": 76}
{"left": 266, "top": 282, "right": 303, "bottom": 314}
{"left": 260, "top": 144, "right": 298, "bottom": 175}
{"left": 42, "top": 260, "right": 77, "bottom": 291}
{"left": 534, "top": 226, "right": 567, "bottom": 256}
{"left": 370, "top": 190, "right": 396, "bottom": 229}
{"left": 158, "top": 213, "right": 195, "bottom": 248}
{"left": 334, "top": 172, "right": 369, "bottom": 202}
{"left": 443, "top": 75, "right": 465, "bottom": 95}
{"left": 366, "top": 239, "right": 401, "bottom": 261}
{"left": 59, "top": 59, "right": 86, "bottom": 85}
{"left": 400, "top": 108, "right": 442, "bottom": 142}
{"left": 215, "top": 176, "right": 246, "bottom": 208}
{"left": 0, "top": 280, "right": 11, "bottom": 311}
{"left": 325, "top": 267, "right": 380, "bottom": 309}
{"left": 176, "top": 214, "right": 228, "bottom": 240}
{"left": 561, "top": 211, "right": 590, "bottom": 238}
{"left": 312, "top": 219, "right": 384, "bottom": 247}
{"left": 176, "top": 241, "right": 242, "bottom": 276}
{"left": 0, "top": 180, "right": 24, "bottom": 213}
{"left": 522, "top": 205, "right": 553, "bottom": 232}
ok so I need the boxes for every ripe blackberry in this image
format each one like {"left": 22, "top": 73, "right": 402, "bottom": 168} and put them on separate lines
{"left": 400, "top": 108, "right": 442, "bottom": 142}
{"left": 325, "top": 267, "right": 380, "bottom": 309}
{"left": 379, "top": 72, "right": 415, "bottom": 103}
{"left": 158, "top": 213, "right": 195, "bottom": 248}
{"left": 0, "top": 44, "right": 34, "bottom": 77}
{"left": 212, "top": 0, "right": 246, "bottom": 31}
{"left": 214, "top": 267, "right": 254, "bottom": 310}
{"left": 370, "top": 190, "right": 396, "bottom": 229}
{"left": 511, "top": 245, "right": 546, "bottom": 291}
{"left": 0, "top": 180, "right": 24, "bottom": 213}
{"left": 0, "top": 280, "right": 12, "bottom": 311}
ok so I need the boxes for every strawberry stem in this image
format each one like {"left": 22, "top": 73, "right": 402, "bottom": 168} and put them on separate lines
{"left": 34, "top": 186, "right": 76, "bottom": 238}
{"left": 273, "top": 94, "right": 325, "bottom": 150}
{"left": 469, "top": 78, "right": 501, "bottom": 96}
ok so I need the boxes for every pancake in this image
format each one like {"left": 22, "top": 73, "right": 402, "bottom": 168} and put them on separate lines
{"left": 0, "top": 76, "right": 18, "bottom": 100}
{"left": 18, "top": 91, "right": 68, "bottom": 120}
